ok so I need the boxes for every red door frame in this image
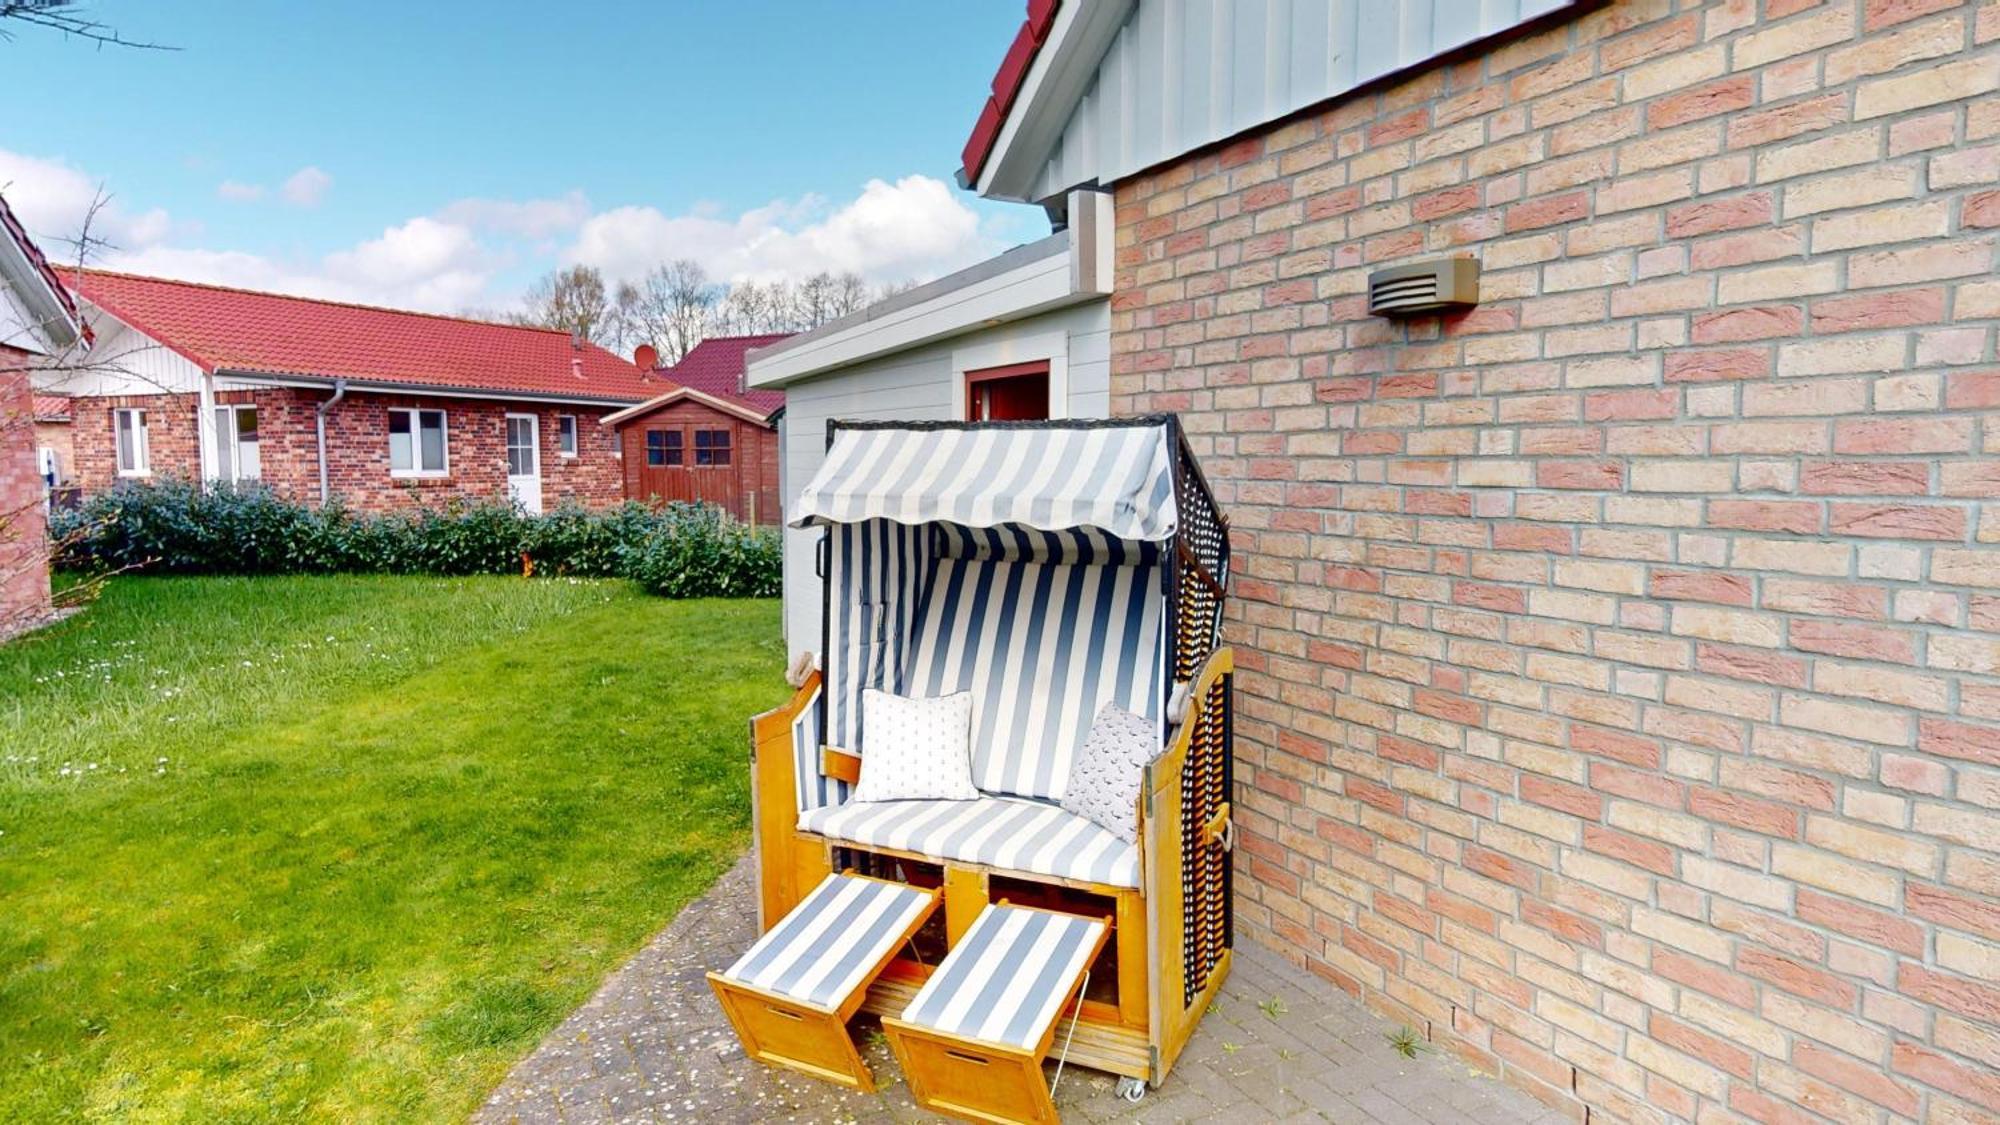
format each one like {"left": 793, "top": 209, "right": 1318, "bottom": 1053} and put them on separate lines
{"left": 964, "top": 360, "right": 1052, "bottom": 421}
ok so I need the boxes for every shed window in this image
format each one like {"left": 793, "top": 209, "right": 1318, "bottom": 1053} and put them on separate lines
{"left": 114, "top": 408, "right": 150, "bottom": 476}
{"left": 694, "top": 429, "right": 731, "bottom": 467}
{"left": 557, "top": 414, "right": 578, "bottom": 457}
{"left": 645, "top": 429, "right": 682, "bottom": 467}
{"left": 389, "top": 408, "right": 448, "bottom": 476}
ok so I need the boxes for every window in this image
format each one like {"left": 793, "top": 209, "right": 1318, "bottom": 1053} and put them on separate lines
{"left": 114, "top": 408, "right": 150, "bottom": 476}
{"left": 214, "top": 404, "right": 261, "bottom": 483}
{"left": 389, "top": 408, "right": 448, "bottom": 476}
{"left": 694, "top": 429, "right": 732, "bottom": 467}
{"left": 645, "top": 429, "right": 683, "bottom": 467}
{"left": 965, "top": 362, "right": 1051, "bottom": 421}
{"left": 556, "top": 414, "right": 578, "bottom": 457}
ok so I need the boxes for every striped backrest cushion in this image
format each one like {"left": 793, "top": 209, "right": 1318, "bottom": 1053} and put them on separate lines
{"left": 902, "top": 542, "right": 1164, "bottom": 801}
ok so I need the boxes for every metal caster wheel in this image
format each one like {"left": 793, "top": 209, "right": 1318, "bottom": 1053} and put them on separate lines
{"left": 1116, "top": 1076, "right": 1148, "bottom": 1102}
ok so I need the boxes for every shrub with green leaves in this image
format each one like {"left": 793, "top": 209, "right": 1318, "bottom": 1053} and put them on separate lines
{"left": 49, "top": 479, "right": 780, "bottom": 597}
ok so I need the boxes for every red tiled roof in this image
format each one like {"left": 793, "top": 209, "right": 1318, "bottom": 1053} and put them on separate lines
{"left": 33, "top": 394, "right": 72, "bottom": 422}
{"left": 659, "top": 335, "right": 789, "bottom": 418}
{"left": 960, "top": 0, "right": 1061, "bottom": 187}
{"left": 66, "top": 269, "right": 656, "bottom": 402}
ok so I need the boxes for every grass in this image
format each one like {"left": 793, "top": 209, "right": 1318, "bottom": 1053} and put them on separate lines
{"left": 0, "top": 575, "right": 788, "bottom": 1122}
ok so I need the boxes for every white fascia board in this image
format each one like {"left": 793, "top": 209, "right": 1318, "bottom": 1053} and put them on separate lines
{"left": 0, "top": 241, "right": 83, "bottom": 353}
{"left": 747, "top": 242, "right": 1091, "bottom": 390}
{"left": 974, "top": 0, "right": 1135, "bottom": 204}
{"left": 212, "top": 370, "right": 644, "bottom": 409}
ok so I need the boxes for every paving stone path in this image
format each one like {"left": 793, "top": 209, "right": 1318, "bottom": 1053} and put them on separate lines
{"left": 476, "top": 856, "right": 1560, "bottom": 1124}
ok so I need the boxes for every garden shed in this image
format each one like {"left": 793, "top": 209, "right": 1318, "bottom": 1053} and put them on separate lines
{"left": 603, "top": 335, "right": 786, "bottom": 525}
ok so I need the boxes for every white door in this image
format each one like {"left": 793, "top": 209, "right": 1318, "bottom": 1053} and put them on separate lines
{"left": 505, "top": 413, "right": 542, "bottom": 514}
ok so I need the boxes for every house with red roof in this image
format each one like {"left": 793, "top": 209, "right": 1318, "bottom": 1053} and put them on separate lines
{"left": 40, "top": 269, "right": 660, "bottom": 513}
{"left": 2, "top": 190, "right": 91, "bottom": 632}
{"left": 601, "top": 334, "right": 787, "bottom": 524}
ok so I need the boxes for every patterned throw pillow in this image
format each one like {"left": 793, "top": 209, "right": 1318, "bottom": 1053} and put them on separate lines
{"left": 1058, "top": 704, "right": 1158, "bottom": 843}
{"left": 850, "top": 689, "right": 980, "bottom": 804}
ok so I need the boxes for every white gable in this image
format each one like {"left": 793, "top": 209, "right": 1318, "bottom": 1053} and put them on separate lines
{"left": 979, "top": 0, "right": 1590, "bottom": 205}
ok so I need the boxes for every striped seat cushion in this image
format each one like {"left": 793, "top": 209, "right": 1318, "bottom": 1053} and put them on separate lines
{"left": 899, "top": 905, "right": 1108, "bottom": 1051}
{"left": 798, "top": 796, "right": 1141, "bottom": 888}
{"left": 718, "top": 874, "right": 934, "bottom": 1010}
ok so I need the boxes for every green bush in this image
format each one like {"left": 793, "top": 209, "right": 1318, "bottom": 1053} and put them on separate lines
{"left": 619, "top": 503, "right": 782, "bottom": 598}
{"left": 49, "top": 479, "right": 780, "bottom": 597}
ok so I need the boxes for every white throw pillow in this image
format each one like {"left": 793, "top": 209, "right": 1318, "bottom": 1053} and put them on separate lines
{"left": 1058, "top": 704, "right": 1157, "bottom": 843}
{"left": 850, "top": 689, "right": 980, "bottom": 804}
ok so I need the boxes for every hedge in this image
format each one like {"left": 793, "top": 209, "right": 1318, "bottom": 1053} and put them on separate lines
{"left": 49, "top": 479, "right": 781, "bottom": 598}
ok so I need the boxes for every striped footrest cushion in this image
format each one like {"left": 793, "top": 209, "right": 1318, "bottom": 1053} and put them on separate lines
{"left": 718, "top": 873, "right": 935, "bottom": 1011}
{"left": 899, "top": 904, "right": 1109, "bottom": 1050}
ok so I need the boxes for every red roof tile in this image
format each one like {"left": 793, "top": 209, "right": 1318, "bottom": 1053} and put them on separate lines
{"left": 959, "top": 1, "right": 1063, "bottom": 187}
{"left": 66, "top": 269, "right": 655, "bottom": 402}
{"left": 658, "top": 335, "right": 789, "bottom": 418}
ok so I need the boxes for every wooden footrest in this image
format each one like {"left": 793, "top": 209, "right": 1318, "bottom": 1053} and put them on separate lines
{"left": 884, "top": 903, "right": 1110, "bottom": 1124}
{"left": 707, "top": 872, "right": 939, "bottom": 1092}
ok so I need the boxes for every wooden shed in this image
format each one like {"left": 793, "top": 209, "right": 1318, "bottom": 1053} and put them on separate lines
{"left": 601, "top": 335, "right": 786, "bottom": 525}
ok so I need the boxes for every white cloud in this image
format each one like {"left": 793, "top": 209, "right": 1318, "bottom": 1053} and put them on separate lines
{"left": 0, "top": 146, "right": 1013, "bottom": 319}
{"left": 280, "top": 166, "right": 331, "bottom": 207}
{"left": 438, "top": 190, "right": 591, "bottom": 239}
{"left": 565, "top": 175, "right": 1002, "bottom": 287}
{"left": 110, "top": 216, "right": 499, "bottom": 312}
{"left": 0, "top": 148, "right": 173, "bottom": 259}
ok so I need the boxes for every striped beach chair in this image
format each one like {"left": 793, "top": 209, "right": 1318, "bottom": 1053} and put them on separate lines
{"left": 706, "top": 872, "right": 939, "bottom": 1091}
{"left": 883, "top": 903, "right": 1110, "bottom": 1124}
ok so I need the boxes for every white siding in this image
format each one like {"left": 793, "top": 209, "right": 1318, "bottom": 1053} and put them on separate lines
{"left": 1027, "top": 0, "right": 1584, "bottom": 202}
{"left": 31, "top": 313, "right": 203, "bottom": 397}
{"left": 777, "top": 300, "right": 1111, "bottom": 655}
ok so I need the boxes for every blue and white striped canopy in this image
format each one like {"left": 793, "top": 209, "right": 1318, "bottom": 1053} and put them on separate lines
{"left": 791, "top": 422, "right": 1179, "bottom": 541}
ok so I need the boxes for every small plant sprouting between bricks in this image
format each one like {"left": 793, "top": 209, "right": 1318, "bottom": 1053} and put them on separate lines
{"left": 1258, "top": 996, "right": 1288, "bottom": 1020}
{"left": 1387, "top": 1026, "right": 1431, "bottom": 1059}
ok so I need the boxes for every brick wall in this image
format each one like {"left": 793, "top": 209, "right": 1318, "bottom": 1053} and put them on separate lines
{"left": 69, "top": 393, "right": 200, "bottom": 494}
{"left": 1, "top": 366, "right": 50, "bottom": 632}
{"left": 1110, "top": 0, "right": 2000, "bottom": 1121}
{"left": 67, "top": 388, "right": 625, "bottom": 512}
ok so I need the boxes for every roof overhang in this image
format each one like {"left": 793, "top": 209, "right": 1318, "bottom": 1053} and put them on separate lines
{"left": 964, "top": 0, "right": 1134, "bottom": 204}
{"left": 599, "top": 385, "right": 775, "bottom": 428}
{"left": 213, "top": 370, "right": 647, "bottom": 409}
{"left": 746, "top": 190, "right": 1113, "bottom": 390}
{"left": 0, "top": 200, "right": 90, "bottom": 356}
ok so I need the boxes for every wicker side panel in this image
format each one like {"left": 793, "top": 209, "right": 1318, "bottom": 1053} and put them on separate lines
{"left": 1180, "top": 670, "right": 1230, "bottom": 1006}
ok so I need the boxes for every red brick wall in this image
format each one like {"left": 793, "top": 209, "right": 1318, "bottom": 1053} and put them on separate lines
{"left": 1, "top": 365, "right": 50, "bottom": 631}
{"left": 1111, "top": 1, "right": 2000, "bottom": 1121}
{"left": 70, "top": 393, "right": 200, "bottom": 493}
{"left": 67, "top": 388, "right": 625, "bottom": 513}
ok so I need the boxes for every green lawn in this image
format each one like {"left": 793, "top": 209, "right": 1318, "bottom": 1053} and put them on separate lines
{"left": 0, "top": 576, "right": 787, "bottom": 1122}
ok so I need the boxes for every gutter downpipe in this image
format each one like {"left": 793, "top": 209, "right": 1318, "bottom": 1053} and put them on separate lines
{"left": 315, "top": 377, "right": 347, "bottom": 505}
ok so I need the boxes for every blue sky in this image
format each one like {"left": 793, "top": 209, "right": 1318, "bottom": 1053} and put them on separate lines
{"left": 1, "top": 1, "right": 1034, "bottom": 312}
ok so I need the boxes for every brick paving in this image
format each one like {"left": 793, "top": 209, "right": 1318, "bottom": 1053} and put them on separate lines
{"left": 476, "top": 855, "right": 1558, "bottom": 1124}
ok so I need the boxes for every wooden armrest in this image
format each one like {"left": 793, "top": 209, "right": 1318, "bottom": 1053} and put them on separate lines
{"left": 820, "top": 746, "right": 861, "bottom": 785}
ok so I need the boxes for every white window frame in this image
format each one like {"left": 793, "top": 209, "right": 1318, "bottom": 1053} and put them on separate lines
{"left": 114, "top": 408, "right": 151, "bottom": 477}
{"left": 556, "top": 413, "right": 578, "bottom": 458}
{"left": 214, "top": 402, "right": 262, "bottom": 484}
{"left": 388, "top": 407, "right": 450, "bottom": 478}
{"left": 950, "top": 330, "right": 1070, "bottom": 421}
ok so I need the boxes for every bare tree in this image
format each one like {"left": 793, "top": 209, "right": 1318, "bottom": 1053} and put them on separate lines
{"left": 615, "top": 260, "right": 719, "bottom": 364}
{"left": 512, "top": 265, "right": 614, "bottom": 347}
{"left": 0, "top": 1, "right": 175, "bottom": 49}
